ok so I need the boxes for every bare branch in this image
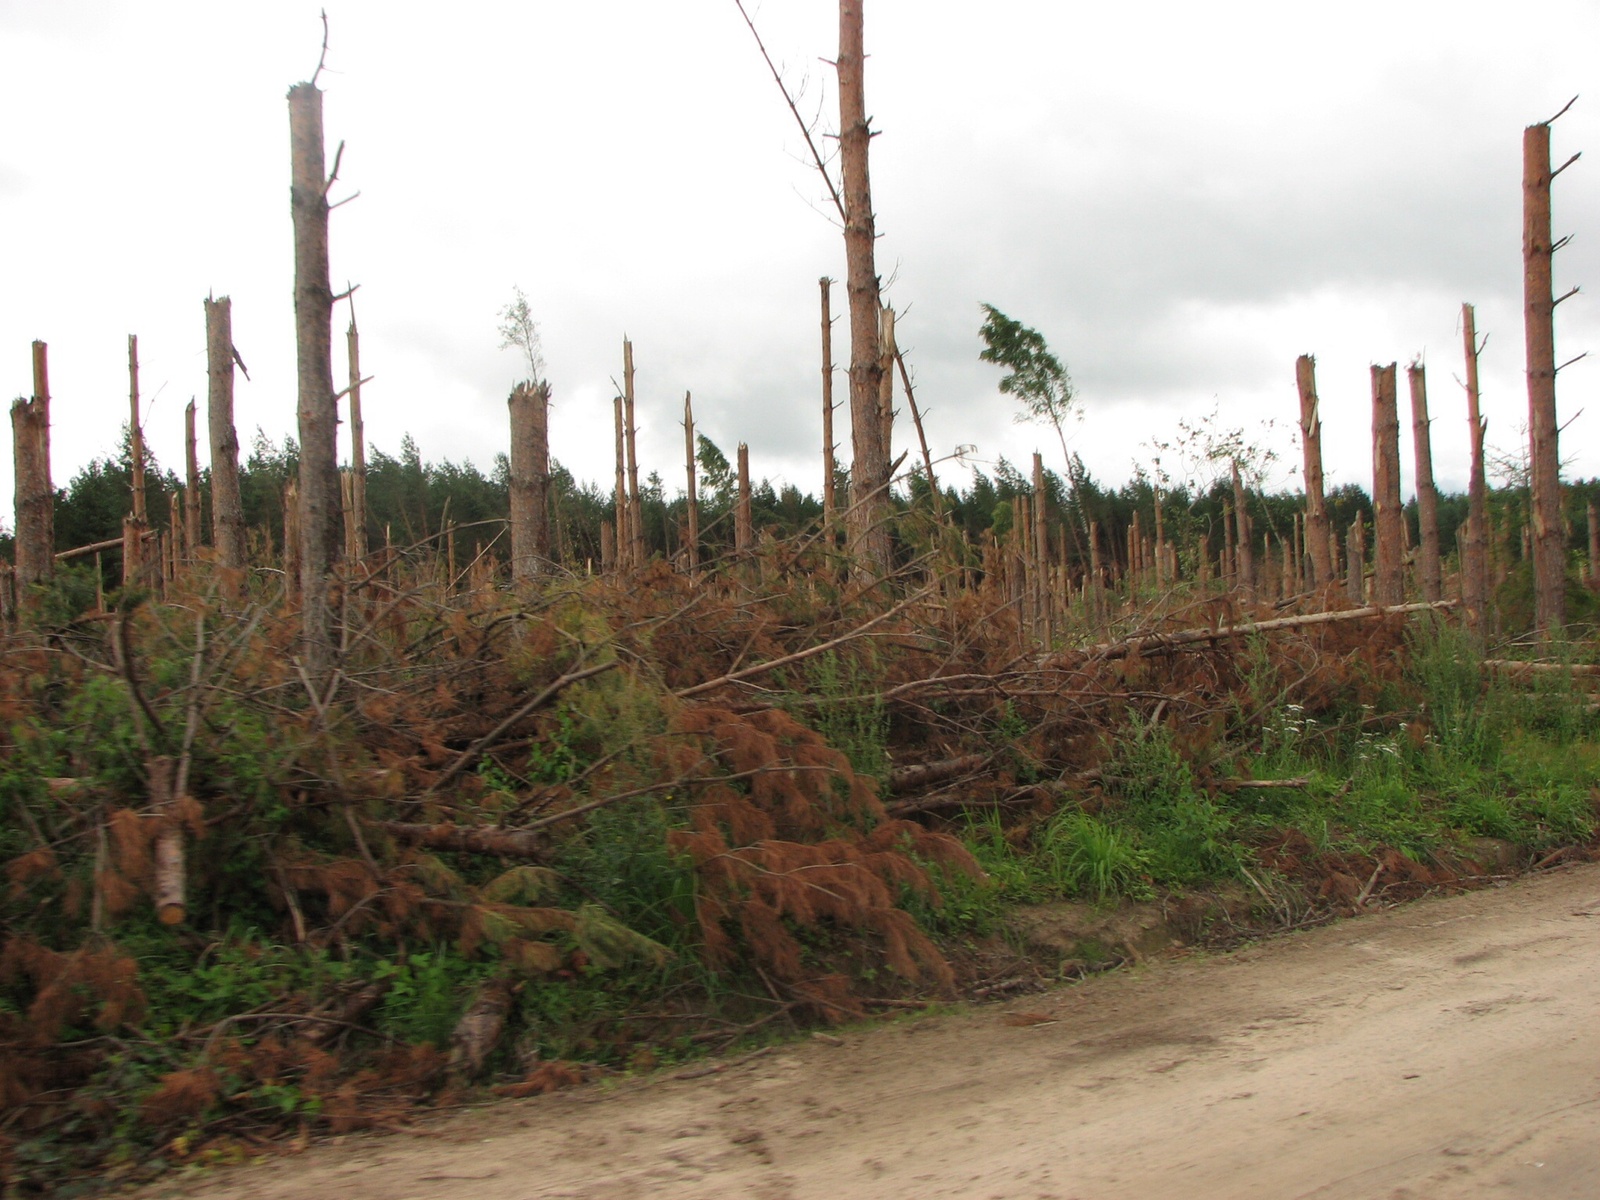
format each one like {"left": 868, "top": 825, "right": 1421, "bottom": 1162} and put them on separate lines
{"left": 1552, "top": 152, "right": 1581, "bottom": 179}
{"left": 732, "top": 0, "right": 847, "bottom": 225}
{"left": 1545, "top": 94, "right": 1579, "bottom": 126}
{"left": 1552, "top": 285, "right": 1580, "bottom": 306}
{"left": 311, "top": 9, "right": 331, "bottom": 90}
{"left": 328, "top": 190, "right": 361, "bottom": 212}
{"left": 1555, "top": 352, "right": 1587, "bottom": 374}
{"left": 323, "top": 140, "right": 345, "bottom": 193}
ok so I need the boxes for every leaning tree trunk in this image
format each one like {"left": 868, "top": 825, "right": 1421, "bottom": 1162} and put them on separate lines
{"left": 1523, "top": 121, "right": 1565, "bottom": 637}
{"left": 508, "top": 379, "right": 551, "bottom": 583}
{"left": 10, "top": 341, "right": 54, "bottom": 600}
{"left": 1460, "top": 303, "right": 1489, "bottom": 638}
{"left": 1370, "top": 363, "right": 1404, "bottom": 605}
{"left": 289, "top": 81, "right": 342, "bottom": 671}
{"left": 205, "top": 296, "right": 249, "bottom": 578}
{"left": 1407, "top": 361, "right": 1442, "bottom": 602}
{"left": 837, "top": 0, "right": 890, "bottom": 578}
{"left": 1295, "top": 354, "right": 1334, "bottom": 586}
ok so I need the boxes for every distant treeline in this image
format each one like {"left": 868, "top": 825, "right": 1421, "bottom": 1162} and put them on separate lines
{"left": 10, "top": 425, "right": 1600, "bottom": 584}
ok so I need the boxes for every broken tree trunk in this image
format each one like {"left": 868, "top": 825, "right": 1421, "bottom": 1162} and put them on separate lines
{"left": 205, "top": 296, "right": 248, "bottom": 579}
{"left": 508, "top": 379, "right": 551, "bottom": 583}
{"left": 11, "top": 342, "right": 54, "bottom": 600}
{"left": 1523, "top": 119, "right": 1567, "bottom": 637}
{"left": 1371, "top": 363, "right": 1404, "bottom": 605}
{"left": 837, "top": 0, "right": 891, "bottom": 578}
{"left": 1461, "top": 303, "right": 1490, "bottom": 638}
{"left": 1407, "top": 361, "right": 1442, "bottom": 602}
{"left": 877, "top": 304, "right": 896, "bottom": 468}
{"left": 820, "top": 277, "right": 837, "bottom": 535}
{"left": 1231, "top": 462, "right": 1253, "bottom": 597}
{"left": 683, "top": 392, "right": 700, "bottom": 574}
{"left": 1032, "top": 452, "right": 1049, "bottom": 645}
{"left": 1348, "top": 514, "right": 1366, "bottom": 603}
{"left": 184, "top": 401, "right": 202, "bottom": 557}
{"left": 288, "top": 80, "right": 342, "bottom": 672}
{"left": 346, "top": 317, "right": 368, "bottom": 559}
{"left": 623, "top": 339, "right": 645, "bottom": 570}
{"left": 735, "top": 443, "right": 753, "bottom": 556}
{"left": 148, "top": 755, "right": 186, "bottom": 926}
{"left": 612, "top": 393, "right": 628, "bottom": 573}
{"left": 1295, "top": 354, "right": 1334, "bottom": 586}
{"left": 897, "top": 350, "right": 943, "bottom": 516}
{"left": 128, "top": 336, "right": 147, "bottom": 524}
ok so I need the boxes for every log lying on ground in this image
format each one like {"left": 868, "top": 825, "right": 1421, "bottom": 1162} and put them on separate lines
{"left": 1483, "top": 659, "right": 1600, "bottom": 678}
{"left": 373, "top": 821, "right": 548, "bottom": 859}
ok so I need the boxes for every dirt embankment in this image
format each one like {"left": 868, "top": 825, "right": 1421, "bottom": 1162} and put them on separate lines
{"left": 153, "top": 863, "right": 1600, "bottom": 1199}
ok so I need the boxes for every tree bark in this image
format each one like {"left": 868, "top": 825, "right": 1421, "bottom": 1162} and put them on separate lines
{"left": 128, "top": 335, "right": 146, "bottom": 523}
{"left": 1231, "top": 462, "right": 1253, "bottom": 597}
{"left": 346, "top": 318, "right": 368, "bottom": 559}
{"left": 289, "top": 81, "right": 342, "bottom": 671}
{"left": 837, "top": 0, "right": 890, "bottom": 578}
{"left": 623, "top": 339, "right": 644, "bottom": 569}
{"left": 683, "top": 392, "right": 699, "bottom": 574}
{"left": 735, "top": 442, "right": 753, "bottom": 555}
{"left": 1523, "top": 121, "right": 1565, "bottom": 636}
{"left": 612, "top": 392, "right": 628, "bottom": 572}
{"left": 11, "top": 341, "right": 54, "bottom": 599}
{"left": 1461, "top": 303, "right": 1489, "bottom": 638}
{"left": 1347, "top": 513, "right": 1366, "bottom": 604}
{"left": 1294, "top": 354, "right": 1334, "bottom": 586}
{"left": 508, "top": 380, "right": 551, "bottom": 583}
{"left": 1370, "top": 363, "right": 1404, "bottom": 605}
{"left": 184, "top": 401, "right": 202, "bottom": 557}
{"left": 205, "top": 296, "right": 248, "bottom": 578}
{"left": 820, "top": 277, "right": 837, "bottom": 535}
{"left": 1406, "top": 361, "right": 1442, "bottom": 601}
{"left": 1032, "top": 451, "right": 1049, "bottom": 644}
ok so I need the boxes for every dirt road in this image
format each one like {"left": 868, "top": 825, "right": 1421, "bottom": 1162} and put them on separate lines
{"left": 165, "top": 863, "right": 1600, "bottom": 1199}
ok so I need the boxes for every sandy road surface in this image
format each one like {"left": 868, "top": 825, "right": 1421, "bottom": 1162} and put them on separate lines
{"left": 161, "top": 863, "right": 1600, "bottom": 1199}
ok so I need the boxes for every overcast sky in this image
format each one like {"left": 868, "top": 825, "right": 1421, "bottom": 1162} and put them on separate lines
{"left": 3, "top": 0, "right": 1597, "bottom": 531}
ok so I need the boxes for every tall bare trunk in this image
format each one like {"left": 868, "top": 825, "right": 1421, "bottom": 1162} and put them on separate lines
{"left": 11, "top": 342, "right": 54, "bottom": 600}
{"left": 289, "top": 81, "right": 341, "bottom": 671}
{"left": 623, "top": 339, "right": 644, "bottom": 569}
{"left": 346, "top": 318, "right": 368, "bottom": 559}
{"left": 128, "top": 336, "right": 147, "bottom": 523}
{"left": 837, "top": 0, "right": 890, "bottom": 577}
{"left": 184, "top": 400, "right": 202, "bottom": 556}
{"left": 508, "top": 380, "right": 550, "bottom": 583}
{"left": 735, "top": 443, "right": 753, "bottom": 555}
{"left": 878, "top": 304, "right": 896, "bottom": 465}
{"left": 1231, "top": 461, "right": 1253, "bottom": 597}
{"left": 612, "top": 393, "right": 628, "bottom": 573}
{"left": 1032, "top": 451, "right": 1049, "bottom": 644}
{"left": 1461, "top": 303, "right": 1489, "bottom": 637}
{"left": 1406, "top": 361, "right": 1442, "bottom": 601}
{"left": 1524, "top": 121, "right": 1566, "bottom": 636}
{"left": 1294, "top": 354, "right": 1333, "bottom": 586}
{"left": 820, "top": 277, "right": 837, "bottom": 535}
{"left": 1370, "top": 363, "right": 1404, "bottom": 605}
{"left": 205, "top": 297, "right": 248, "bottom": 577}
{"left": 683, "top": 392, "right": 699, "bottom": 574}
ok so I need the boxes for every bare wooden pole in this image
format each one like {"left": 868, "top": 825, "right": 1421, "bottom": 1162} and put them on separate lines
{"left": 820, "top": 277, "right": 837, "bottom": 535}
{"left": 346, "top": 317, "right": 368, "bottom": 559}
{"left": 683, "top": 392, "right": 700, "bottom": 575}
{"left": 288, "top": 80, "right": 342, "bottom": 671}
{"left": 735, "top": 442, "right": 753, "bottom": 555}
{"left": 184, "top": 400, "right": 201, "bottom": 556}
{"left": 877, "top": 304, "right": 896, "bottom": 468}
{"left": 205, "top": 297, "right": 248, "bottom": 577}
{"left": 1461, "top": 303, "right": 1489, "bottom": 636}
{"left": 1523, "top": 119, "right": 1568, "bottom": 636}
{"left": 837, "top": 0, "right": 890, "bottom": 577}
{"left": 128, "top": 335, "right": 147, "bottom": 523}
{"left": 1406, "top": 361, "right": 1442, "bottom": 601}
{"left": 508, "top": 380, "right": 550, "bottom": 583}
{"left": 623, "top": 338, "right": 644, "bottom": 569}
{"left": 12, "top": 342, "right": 55, "bottom": 601}
{"left": 1370, "top": 363, "right": 1404, "bottom": 605}
{"left": 612, "top": 393, "right": 628, "bottom": 573}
